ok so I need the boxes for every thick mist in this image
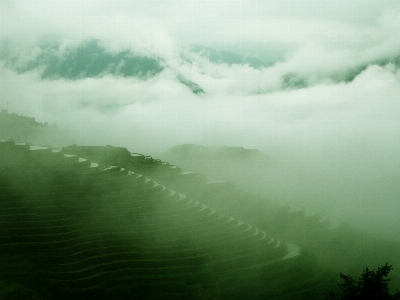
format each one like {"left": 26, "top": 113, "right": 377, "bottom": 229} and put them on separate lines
{"left": 1, "top": 1, "right": 400, "bottom": 243}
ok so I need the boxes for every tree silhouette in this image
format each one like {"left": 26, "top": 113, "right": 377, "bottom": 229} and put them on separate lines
{"left": 326, "top": 263, "right": 400, "bottom": 300}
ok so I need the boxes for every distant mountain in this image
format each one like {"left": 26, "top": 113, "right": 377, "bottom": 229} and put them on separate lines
{"left": 159, "top": 144, "right": 270, "bottom": 188}
{"left": 177, "top": 75, "right": 205, "bottom": 94}
{"left": 190, "top": 45, "right": 270, "bottom": 69}
{"left": 2, "top": 39, "right": 400, "bottom": 97}
{"left": 166, "top": 143, "right": 265, "bottom": 160}
{"left": 0, "top": 39, "right": 211, "bottom": 95}
{"left": 0, "top": 39, "right": 164, "bottom": 80}
{"left": 0, "top": 109, "right": 72, "bottom": 147}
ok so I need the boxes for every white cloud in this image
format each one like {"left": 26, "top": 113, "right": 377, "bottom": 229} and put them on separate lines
{"left": 2, "top": 0, "right": 400, "bottom": 239}
{"left": 3, "top": 1, "right": 399, "bottom": 56}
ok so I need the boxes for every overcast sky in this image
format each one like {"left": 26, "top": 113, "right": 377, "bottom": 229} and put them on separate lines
{"left": 2, "top": 1, "right": 399, "bottom": 55}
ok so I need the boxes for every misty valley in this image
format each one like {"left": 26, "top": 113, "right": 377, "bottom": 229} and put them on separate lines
{"left": 2, "top": 2, "right": 400, "bottom": 298}
{"left": 0, "top": 110, "right": 399, "bottom": 300}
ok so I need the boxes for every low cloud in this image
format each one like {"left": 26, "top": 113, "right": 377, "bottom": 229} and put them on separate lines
{"left": 2, "top": 55, "right": 399, "bottom": 159}
{"left": 1, "top": 1, "right": 400, "bottom": 240}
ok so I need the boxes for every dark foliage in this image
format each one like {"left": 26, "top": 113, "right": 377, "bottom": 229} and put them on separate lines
{"left": 327, "top": 263, "right": 400, "bottom": 300}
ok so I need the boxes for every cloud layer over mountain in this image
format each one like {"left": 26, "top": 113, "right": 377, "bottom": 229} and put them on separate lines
{"left": 1, "top": 1, "right": 400, "bottom": 239}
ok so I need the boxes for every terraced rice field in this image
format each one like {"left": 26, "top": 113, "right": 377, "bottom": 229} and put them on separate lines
{"left": 1, "top": 139, "right": 331, "bottom": 299}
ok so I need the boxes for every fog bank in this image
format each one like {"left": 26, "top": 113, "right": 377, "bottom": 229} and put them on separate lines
{"left": 1, "top": 0, "right": 400, "bottom": 242}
